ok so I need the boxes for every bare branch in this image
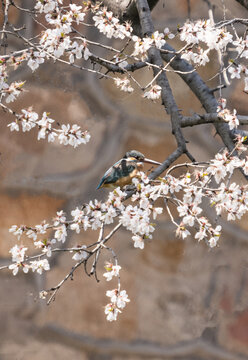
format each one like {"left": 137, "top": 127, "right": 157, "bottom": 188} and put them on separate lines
{"left": 181, "top": 113, "right": 248, "bottom": 127}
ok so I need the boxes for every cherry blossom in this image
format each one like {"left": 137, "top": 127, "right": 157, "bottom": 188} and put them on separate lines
{"left": 218, "top": 108, "right": 239, "bottom": 130}
{"left": 104, "top": 303, "right": 121, "bottom": 322}
{"left": 228, "top": 65, "right": 242, "bottom": 79}
{"left": 2, "top": 0, "right": 248, "bottom": 324}
{"left": 103, "top": 263, "right": 121, "bottom": 281}
{"left": 114, "top": 78, "right": 134, "bottom": 93}
{"left": 72, "top": 245, "right": 88, "bottom": 261}
{"left": 143, "top": 85, "right": 162, "bottom": 100}
{"left": 93, "top": 8, "right": 132, "bottom": 39}
{"left": 29, "top": 259, "right": 50, "bottom": 274}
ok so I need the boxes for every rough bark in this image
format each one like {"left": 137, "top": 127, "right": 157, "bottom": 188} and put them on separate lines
{"left": 234, "top": 0, "right": 248, "bottom": 9}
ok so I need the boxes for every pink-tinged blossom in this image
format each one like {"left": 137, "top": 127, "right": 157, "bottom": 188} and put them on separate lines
{"left": 104, "top": 303, "right": 121, "bottom": 321}
{"left": 228, "top": 65, "right": 242, "bottom": 79}
{"left": 180, "top": 19, "right": 232, "bottom": 51}
{"left": 106, "top": 289, "right": 130, "bottom": 309}
{"left": 132, "top": 35, "right": 153, "bottom": 60}
{"left": 9, "top": 225, "right": 26, "bottom": 240}
{"left": 167, "top": 175, "right": 182, "bottom": 193}
{"left": 37, "top": 112, "right": 55, "bottom": 140}
{"left": 27, "top": 51, "right": 45, "bottom": 72}
{"left": 244, "top": 77, "right": 248, "bottom": 92}
{"left": 20, "top": 108, "right": 39, "bottom": 131}
{"left": 35, "top": 221, "right": 49, "bottom": 234}
{"left": 164, "top": 27, "right": 175, "bottom": 39}
{"left": 218, "top": 108, "right": 239, "bottom": 130}
{"left": 9, "top": 244, "right": 27, "bottom": 263}
{"left": 209, "top": 225, "right": 221, "bottom": 248}
{"left": 132, "top": 235, "right": 145, "bottom": 249}
{"left": 103, "top": 264, "right": 121, "bottom": 281}
{"left": 5, "top": 81, "right": 25, "bottom": 103}
{"left": 72, "top": 245, "right": 88, "bottom": 261}
{"left": 9, "top": 262, "right": 29, "bottom": 276}
{"left": 152, "top": 31, "right": 166, "bottom": 49}
{"left": 70, "top": 208, "right": 91, "bottom": 233}
{"left": 53, "top": 210, "right": 66, "bottom": 226}
{"left": 182, "top": 48, "right": 210, "bottom": 66}
{"left": 143, "top": 85, "right": 162, "bottom": 100}
{"left": 53, "top": 224, "right": 67, "bottom": 243}
{"left": 233, "top": 35, "right": 248, "bottom": 58}
{"left": 102, "top": 205, "right": 118, "bottom": 225}
{"left": 8, "top": 121, "right": 19, "bottom": 132}
{"left": 217, "top": 97, "right": 227, "bottom": 112}
{"left": 29, "top": 259, "right": 50, "bottom": 274}
{"left": 34, "top": 240, "right": 52, "bottom": 257}
{"left": 207, "top": 152, "right": 229, "bottom": 183}
{"left": 93, "top": 8, "right": 132, "bottom": 39}
{"left": 69, "top": 41, "right": 91, "bottom": 63}
{"left": 243, "top": 157, "right": 248, "bottom": 175}
{"left": 114, "top": 77, "right": 134, "bottom": 93}
{"left": 26, "top": 229, "right": 37, "bottom": 241}
{"left": 69, "top": 4, "right": 86, "bottom": 25}
{"left": 57, "top": 124, "right": 91, "bottom": 147}
{"left": 152, "top": 207, "right": 163, "bottom": 219}
{"left": 176, "top": 224, "right": 190, "bottom": 239}
{"left": 116, "top": 290, "right": 130, "bottom": 309}
{"left": 35, "top": 0, "right": 62, "bottom": 14}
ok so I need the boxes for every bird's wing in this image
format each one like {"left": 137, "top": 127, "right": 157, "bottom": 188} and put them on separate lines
{"left": 96, "top": 159, "right": 123, "bottom": 189}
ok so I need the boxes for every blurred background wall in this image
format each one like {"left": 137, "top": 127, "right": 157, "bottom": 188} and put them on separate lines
{"left": 0, "top": 0, "right": 248, "bottom": 359}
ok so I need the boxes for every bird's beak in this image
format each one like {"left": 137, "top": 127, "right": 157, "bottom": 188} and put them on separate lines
{"left": 143, "top": 158, "right": 162, "bottom": 166}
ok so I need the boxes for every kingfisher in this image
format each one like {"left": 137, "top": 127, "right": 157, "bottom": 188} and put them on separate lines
{"left": 97, "top": 150, "right": 161, "bottom": 189}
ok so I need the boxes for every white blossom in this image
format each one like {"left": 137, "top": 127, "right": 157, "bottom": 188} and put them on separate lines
{"left": 114, "top": 77, "right": 134, "bottom": 93}
{"left": 219, "top": 108, "right": 239, "bottom": 130}
{"left": 132, "top": 235, "right": 145, "bottom": 249}
{"left": 29, "top": 259, "right": 50, "bottom": 274}
{"left": 103, "top": 264, "right": 121, "bottom": 281}
{"left": 72, "top": 245, "right": 88, "bottom": 261}
{"left": 104, "top": 303, "right": 121, "bottom": 321}
{"left": 27, "top": 51, "right": 46, "bottom": 71}
{"left": 143, "top": 85, "right": 162, "bottom": 100}
{"left": 53, "top": 224, "right": 67, "bottom": 243}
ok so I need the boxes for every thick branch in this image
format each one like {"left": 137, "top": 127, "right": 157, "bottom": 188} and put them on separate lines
{"left": 234, "top": 0, "right": 248, "bottom": 10}
{"left": 160, "top": 43, "right": 238, "bottom": 154}
{"left": 135, "top": 0, "right": 188, "bottom": 155}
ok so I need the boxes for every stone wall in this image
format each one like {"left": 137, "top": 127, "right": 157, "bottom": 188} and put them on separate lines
{"left": 0, "top": 1, "right": 248, "bottom": 359}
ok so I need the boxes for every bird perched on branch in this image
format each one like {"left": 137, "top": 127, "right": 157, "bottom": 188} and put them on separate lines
{"left": 97, "top": 150, "right": 161, "bottom": 189}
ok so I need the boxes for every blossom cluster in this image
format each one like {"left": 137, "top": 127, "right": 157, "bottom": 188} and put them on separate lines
{"left": 9, "top": 244, "right": 50, "bottom": 276}
{"left": 132, "top": 29, "right": 174, "bottom": 61}
{"left": 105, "top": 289, "right": 130, "bottom": 321}
{"left": 143, "top": 85, "right": 162, "bottom": 100}
{"left": 180, "top": 19, "right": 232, "bottom": 67}
{"left": 93, "top": 7, "right": 132, "bottom": 39}
{"left": 5, "top": 143, "right": 248, "bottom": 319}
{"left": 7, "top": 107, "right": 90, "bottom": 147}
{"left": 180, "top": 19, "right": 233, "bottom": 51}
{"left": 39, "top": 3, "right": 90, "bottom": 63}
{"left": 0, "top": 63, "right": 25, "bottom": 103}
{"left": 103, "top": 262, "right": 130, "bottom": 321}
{"left": 114, "top": 77, "right": 134, "bottom": 93}
{"left": 228, "top": 63, "right": 248, "bottom": 92}
{"left": 179, "top": 19, "right": 248, "bottom": 91}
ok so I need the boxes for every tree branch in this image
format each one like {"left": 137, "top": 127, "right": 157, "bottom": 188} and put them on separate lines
{"left": 135, "top": 0, "right": 195, "bottom": 166}
{"left": 181, "top": 113, "right": 248, "bottom": 127}
{"left": 233, "top": 0, "right": 248, "bottom": 10}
